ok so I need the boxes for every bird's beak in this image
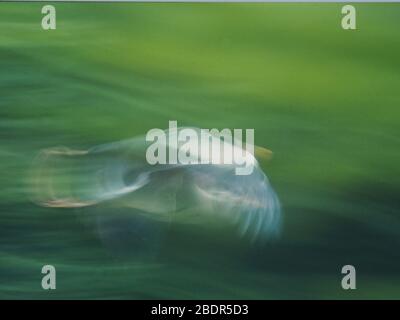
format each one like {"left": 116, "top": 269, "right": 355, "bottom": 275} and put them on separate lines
{"left": 254, "top": 146, "right": 273, "bottom": 161}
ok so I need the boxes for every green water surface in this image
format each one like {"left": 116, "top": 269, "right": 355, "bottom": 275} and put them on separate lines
{"left": 0, "top": 3, "right": 400, "bottom": 299}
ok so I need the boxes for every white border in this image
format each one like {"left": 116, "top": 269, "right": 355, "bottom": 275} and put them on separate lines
{"left": 3, "top": 0, "right": 400, "bottom": 3}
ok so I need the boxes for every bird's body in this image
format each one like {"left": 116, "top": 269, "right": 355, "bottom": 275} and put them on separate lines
{"left": 31, "top": 127, "right": 281, "bottom": 242}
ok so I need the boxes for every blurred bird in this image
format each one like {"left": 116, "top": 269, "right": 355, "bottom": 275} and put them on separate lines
{"left": 30, "top": 127, "right": 281, "bottom": 243}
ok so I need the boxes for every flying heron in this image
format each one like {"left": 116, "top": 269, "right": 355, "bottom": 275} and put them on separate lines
{"left": 30, "top": 127, "right": 281, "bottom": 245}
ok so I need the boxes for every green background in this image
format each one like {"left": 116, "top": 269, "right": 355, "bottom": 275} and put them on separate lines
{"left": 0, "top": 3, "right": 400, "bottom": 299}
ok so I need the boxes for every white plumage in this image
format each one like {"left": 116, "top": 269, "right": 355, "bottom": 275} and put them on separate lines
{"left": 31, "top": 127, "right": 281, "bottom": 242}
